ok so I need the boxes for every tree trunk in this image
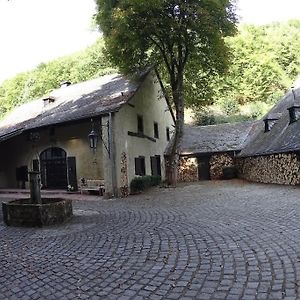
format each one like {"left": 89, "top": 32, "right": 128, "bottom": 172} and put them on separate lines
{"left": 166, "top": 71, "right": 185, "bottom": 186}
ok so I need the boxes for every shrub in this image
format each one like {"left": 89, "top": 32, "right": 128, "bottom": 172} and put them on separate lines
{"left": 150, "top": 175, "right": 161, "bottom": 186}
{"left": 130, "top": 175, "right": 161, "bottom": 194}
{"left": 193, "top": 108, "right": 216, "bottom": 125}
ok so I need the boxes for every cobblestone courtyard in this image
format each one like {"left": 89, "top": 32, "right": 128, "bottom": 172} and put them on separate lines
{"left": 1, "top": 180, "right": 300, "bottom": 299}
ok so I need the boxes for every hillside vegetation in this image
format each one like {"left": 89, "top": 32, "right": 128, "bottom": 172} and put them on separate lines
{"left": 194, "top": 20, "right": 300, "bottom": 125}
{"left": 0, "top": 39, "right": 115, "bottom": 118}
{"left": 1, "top": 21, "right": 300, "bottom": 123}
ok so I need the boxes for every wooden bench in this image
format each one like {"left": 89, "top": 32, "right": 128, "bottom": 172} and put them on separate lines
{"left": 80, "top": 179, "right": 105, "bottom": 196}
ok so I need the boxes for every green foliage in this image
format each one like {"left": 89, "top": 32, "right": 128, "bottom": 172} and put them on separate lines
{"left": 193, "top": 21, "right": 300, "bottom": 125}
{"left": 95, "top": 0, "right": 237, "bottom": 136}
{"left": 218, "top": 98, "right": 240, "bottom": 115}
{"left": 193, "top": 107, "right": 216, "bottom": 126}
{"left": 194, "top": 108, "right": 252, "bottom": 126}
{"left": 0, "top": 38, "right": 115, "bottom": 119}
{"left": 212, "top": 21, "right": 300, "bottom": 110}
{"left": 130, "top": 175, "right": 161, "bottom": 194}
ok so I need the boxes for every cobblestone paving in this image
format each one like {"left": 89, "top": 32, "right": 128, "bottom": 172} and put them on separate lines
{"left": 1, "top": 180, "right": 300, "bottom": 299}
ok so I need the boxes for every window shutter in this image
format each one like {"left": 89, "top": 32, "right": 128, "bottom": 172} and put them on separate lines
{"left": 151, "top": 156, "right": 157, "bottom": 176}
{"left": 67, "top": 157, "right": 78, "bottom": 191}
{"left": 135, "top": 157, "right": 141, "bottom": 175}
{"left": 140, "top": 157, "right": 145, "bottom": 175}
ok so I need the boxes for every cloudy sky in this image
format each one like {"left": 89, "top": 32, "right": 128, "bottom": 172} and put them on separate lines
{"left": 0, "top": 0, "right": 300, "bottom": 83}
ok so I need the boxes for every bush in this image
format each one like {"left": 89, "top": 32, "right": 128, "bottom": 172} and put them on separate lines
{"left": 150, "top": 175, "right": 161, "bottom": 186}
{"left": 193, "top": 108, "right": 216, "bottom": 125}
{"left": 130, "top": 175, "right": 161, "bottom": 194}
{"left": 219, "top": 98, "right": 240, "bottom": 115}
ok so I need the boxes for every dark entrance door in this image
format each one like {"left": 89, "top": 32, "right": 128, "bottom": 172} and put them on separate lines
{"left": 40, "top": 147, "right": 67, "bottom": 189}
{"left": 197, "top": 157, "right": 211, "bottom": 180}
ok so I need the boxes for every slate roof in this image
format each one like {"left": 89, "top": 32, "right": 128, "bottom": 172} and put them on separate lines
{"left": 168, "top": 121, "right": 257, "bottom": 156}
{"left": 0, "top": 73, "right": 145, "bottom": 142}
{"left": 239, "top": 86, "right": 300, "bottom": 157}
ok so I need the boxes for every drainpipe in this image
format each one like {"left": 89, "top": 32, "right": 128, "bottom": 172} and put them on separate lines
{"left": 109, "top": 112, "right": 118, "bottom": 197}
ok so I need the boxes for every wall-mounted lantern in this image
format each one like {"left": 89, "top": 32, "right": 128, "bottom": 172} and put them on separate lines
{"left": 88, "top": 128, "right": 98, "bottom": 150}
{"left": 88, "top": 118, "right": 110, "bottom": 156}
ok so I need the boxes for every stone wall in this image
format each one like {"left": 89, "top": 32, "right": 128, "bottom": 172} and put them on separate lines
{"left": 238, "top": 153, "right": 300, "bottom": 185}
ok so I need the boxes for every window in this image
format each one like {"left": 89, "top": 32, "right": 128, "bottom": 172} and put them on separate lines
{"left": 154, "top": 122, "right": 159, "bottom": 139}
{"left": 137, "top": 115, "right": 144, "bottom": 134}
{"left": 166, "top": 127, "right": 170, "bottom": 141}
{"left": 135, "top": 156, "right": 146, "bottom": 176}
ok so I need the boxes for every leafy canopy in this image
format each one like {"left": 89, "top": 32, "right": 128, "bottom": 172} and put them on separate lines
{"left": 95, "top": 0, "right": 237, "bottom": 107}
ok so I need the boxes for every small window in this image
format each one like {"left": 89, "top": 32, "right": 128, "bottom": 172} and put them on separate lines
{"left": 135, "top": 156, "right": 146, "bottom": 176}
{"left": 137, "top": 115, "right": 144, "bottom": 134}
{"left": 166, "top": 127, "right": 170, "bottom": 141}
{"left": 154, "top": 122, "right": 159, "bottom": 139}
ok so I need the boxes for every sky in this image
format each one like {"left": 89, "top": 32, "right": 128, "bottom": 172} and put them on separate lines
{"left": 238, "top": 0, "right": 300, "bottom": 24}
{"left": 0, "top": 0, "right": 300, "bottom": 83}
{"left": 0, "top": 0, "right": 100, "bottom": 83}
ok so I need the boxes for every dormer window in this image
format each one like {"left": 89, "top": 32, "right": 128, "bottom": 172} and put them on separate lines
{"left": 288, "top": 105, "right": 300, "bottom": 124}
{"left": 43, "top": 96, "right": 55, "bottom": 107}
{"left": 60, "top": 81, "right": 71, "bottom": 88}
{"left": 263, "top": 113, "right": 281, "bottom": 132}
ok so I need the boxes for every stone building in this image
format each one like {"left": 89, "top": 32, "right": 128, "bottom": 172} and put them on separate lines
{"left": 165, "top": 121, "right": 256, "bottom": 182}
{"left": 237, "top": 86, "right": 300, "bottom": 185}
{"left": 172, "top": 85, "right": 300, "bottom": 186}
{"left": 0, "top": 70, "right": 174, "bottom": 196}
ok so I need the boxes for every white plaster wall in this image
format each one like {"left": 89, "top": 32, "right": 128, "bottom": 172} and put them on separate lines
{"left": 112, "top": 71, "right": 174, "bottom": 193}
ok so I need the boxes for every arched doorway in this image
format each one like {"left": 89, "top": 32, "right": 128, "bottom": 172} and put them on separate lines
{"left": 40, "top": 147, "right": 67, "bottom": 189}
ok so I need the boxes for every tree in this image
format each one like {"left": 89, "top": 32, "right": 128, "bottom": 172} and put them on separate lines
{"left": 209, "top": 21, "right": 300, "bottom": 120}
{"left": 95, "top": 0, "right": 238, "bottom": 183}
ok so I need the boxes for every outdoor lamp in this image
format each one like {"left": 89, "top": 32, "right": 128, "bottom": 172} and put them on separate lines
{"left": 88, "top": 118, "right": 110, "bottom": 156}
{"left": 88, "top": 128, "right": 98, "bottom": 149}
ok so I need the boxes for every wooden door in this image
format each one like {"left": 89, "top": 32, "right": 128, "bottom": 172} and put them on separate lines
{"left": 40, "top": 147, "right": 67, "bottom": 189}
{"left": 197, "top": 157, "right": 211, "bottom": 180}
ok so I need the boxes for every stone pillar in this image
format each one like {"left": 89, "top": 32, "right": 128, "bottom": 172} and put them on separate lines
{"left": 29, "top": 171, "right": 42, "bottom": 204}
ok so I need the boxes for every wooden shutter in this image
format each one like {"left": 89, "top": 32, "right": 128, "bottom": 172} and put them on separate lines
{"left": 135, "top": 156, "right": 145, "bottom": 176}
{"left": 67, "top": 157, "right": 78, "bottom": 191}
{"left": 140, "top": 157, "right": 145, "bottom": 175}
{"left": 156, "top": 155, "right": 161, "bottom": 176}
{"left": 135, "top": 157, "right": 141, "bottom": 175}
{"left": 151, "top": 156, "right": 157, "bottom": 176}
{"left": 151, "top": 156, "right": 161, "bottom": 176}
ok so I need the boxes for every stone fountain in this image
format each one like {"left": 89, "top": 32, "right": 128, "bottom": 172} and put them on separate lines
{"left": 2, "top": 171, "right": 73, "bottom": 227}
